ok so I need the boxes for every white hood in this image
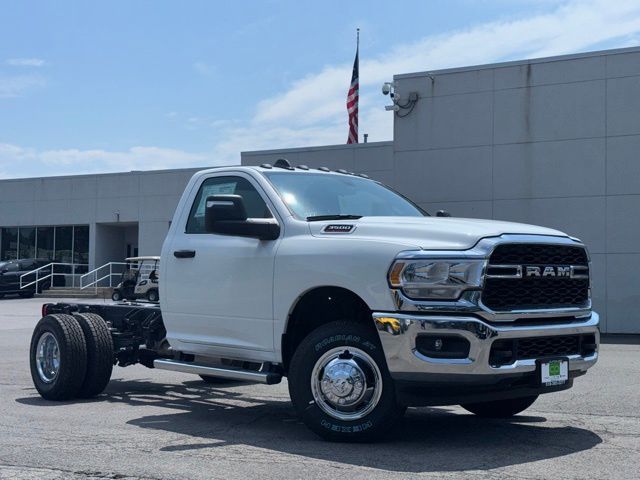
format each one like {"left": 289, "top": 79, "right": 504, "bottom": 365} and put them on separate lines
{"left": 309, "top": 216, "right": 568, "bottom": 250}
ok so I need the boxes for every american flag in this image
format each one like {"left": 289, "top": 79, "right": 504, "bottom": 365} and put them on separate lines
{"left": 346, "top": 41, "right": 359, "bottom": 144}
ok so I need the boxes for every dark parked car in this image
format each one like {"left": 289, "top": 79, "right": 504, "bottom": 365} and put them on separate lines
{"left": 0, "top": 259, "right": 53, "bottom": 298}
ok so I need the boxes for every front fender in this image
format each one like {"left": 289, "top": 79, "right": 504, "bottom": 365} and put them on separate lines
{"left": 273, "top": 236, "right": 407, "bottom": 358}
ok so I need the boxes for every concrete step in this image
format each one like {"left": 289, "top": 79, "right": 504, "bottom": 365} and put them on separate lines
{"left": 37, "top": 287, "right": 113, "bottom": 299}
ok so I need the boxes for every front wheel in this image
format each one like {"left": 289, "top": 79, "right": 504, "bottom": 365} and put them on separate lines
{"left": 288, "top": 321, "right": 403, "bottom": 442}
{"left": 146, "top": 289, "right": 159, "bottom": 303}
{"left": 111, "top": 290, "right": 122, "bottom": 302}
{"left": 462, "top": 395, "right": 539, "bottom": 418}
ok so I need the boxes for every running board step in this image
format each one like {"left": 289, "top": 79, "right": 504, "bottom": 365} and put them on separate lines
{"left": 153, "top": 359, "right": 282, "bottom": 385}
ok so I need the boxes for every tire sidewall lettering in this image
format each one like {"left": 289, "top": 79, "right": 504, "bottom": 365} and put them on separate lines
{"left": 320, "top": 419, "right": 373, "bottom": 433}
{"left": 314, "top": 334, "right": 377, "bottom": 352}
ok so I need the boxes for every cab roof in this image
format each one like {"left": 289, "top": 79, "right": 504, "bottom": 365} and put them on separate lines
{"left": 195, "top": 159, "right": 371, "bottom": 179}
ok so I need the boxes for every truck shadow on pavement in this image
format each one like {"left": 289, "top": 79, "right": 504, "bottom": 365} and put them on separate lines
{"left": 18, "top": 377, "right": 602, "bottom": 473}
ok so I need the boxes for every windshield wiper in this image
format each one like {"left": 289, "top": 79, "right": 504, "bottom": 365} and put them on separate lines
{"left": 306, "top": 214, "right": 363, "bottom": 222}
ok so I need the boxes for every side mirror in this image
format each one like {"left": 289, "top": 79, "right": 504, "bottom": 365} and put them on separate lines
{"left": 436, "top": 210, "right": 451, "bottom": 217}
{"left": 205, "top": 194, "right": 280, "bottom": 241}
{"left": 205, "top": 194, "right": 247, "bottom": 228}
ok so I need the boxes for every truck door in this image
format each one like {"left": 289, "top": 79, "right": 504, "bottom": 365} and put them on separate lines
{"left": 163, "top": 173, "right": 279, "bottom": 357}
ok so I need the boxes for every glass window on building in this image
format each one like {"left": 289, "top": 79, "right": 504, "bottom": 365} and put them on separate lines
{"left": 36, "top": 227, "right": 54, "bottom": 261}
{"left": 19, "top": 227, "right": 36, "bottom": 259}
{"left": 54, "top": 226, "right": 73, "bottom": 263}
{"left": 73, "top": 225, "right": 89, "bottom": 273}
{"left": 0, "top": 227, "right": 19, "bottom": 261}
{"left": 1, "top": 225, "right": 89, "bottom": 264}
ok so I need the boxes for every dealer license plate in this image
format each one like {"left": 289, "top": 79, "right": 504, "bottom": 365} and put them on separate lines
{"left": 540, "top": 359, "right": 569, "bottom": 386}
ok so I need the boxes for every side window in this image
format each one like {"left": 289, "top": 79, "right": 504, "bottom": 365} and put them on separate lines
{"left": 186, "top": 176, "right": 272, "bottom": 234}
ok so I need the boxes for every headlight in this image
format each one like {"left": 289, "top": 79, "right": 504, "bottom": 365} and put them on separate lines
{"left": 388, "top": 259, "right": 485, "bottom": 300}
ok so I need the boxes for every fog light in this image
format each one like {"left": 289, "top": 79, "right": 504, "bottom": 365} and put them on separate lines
{"left": 415, "top": 335, "right": 470, "bottom": 359}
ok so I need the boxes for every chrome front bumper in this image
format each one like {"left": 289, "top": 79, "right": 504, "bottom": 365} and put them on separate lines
{"left": 373, "top": 312, "right": 599, "bottom": 382}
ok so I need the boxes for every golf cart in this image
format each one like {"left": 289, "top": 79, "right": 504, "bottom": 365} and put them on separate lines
{"left": 111, "top": 256, "right": 160, "bottom": 302}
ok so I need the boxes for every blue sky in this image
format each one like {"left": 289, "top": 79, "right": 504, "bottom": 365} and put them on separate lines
{"left": 2, "top": 0, "right": 640, "bottom": 178}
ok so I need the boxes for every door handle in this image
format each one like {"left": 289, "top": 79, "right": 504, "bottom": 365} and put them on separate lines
{"left": 173, "top": 250, "right": 196, "bottom": 258}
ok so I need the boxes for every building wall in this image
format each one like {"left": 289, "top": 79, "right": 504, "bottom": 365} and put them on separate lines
{"left": 242, "top": 47, "right": 640, "bottom": 334}
{"left": 388, "top": 47, "right": 640, "bottom": 334}
{"left": 0, "top": 167, "right": 200, "bottom": 270}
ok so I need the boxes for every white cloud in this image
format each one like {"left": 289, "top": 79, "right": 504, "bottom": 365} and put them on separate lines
{"left": 5, "top": 0, "right": 640, "bottom": 176}
{"left": 232, "top": 0, "right": 640, "bottom": 154}
{"left": 5, "top": 58, "right": 46, "bottom": 67}
{"left": 0, "top": 144, "right": 214, "bottom": 179}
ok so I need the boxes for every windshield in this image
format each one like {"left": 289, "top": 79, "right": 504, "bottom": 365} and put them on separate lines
{"left": 264, "top": 172, "right": 426, "bottom": 220}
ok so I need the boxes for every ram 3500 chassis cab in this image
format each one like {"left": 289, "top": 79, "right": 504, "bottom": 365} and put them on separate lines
{"left": 30, "top": 161, "right": 599, "bottom": 441}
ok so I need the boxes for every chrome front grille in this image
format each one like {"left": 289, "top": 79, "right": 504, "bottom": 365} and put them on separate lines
{"left": 482, "top": 243, "right": 590, "bottom": 312}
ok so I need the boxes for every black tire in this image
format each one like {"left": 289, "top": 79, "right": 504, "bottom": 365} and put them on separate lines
{"left": 199, "top": 375, "right": 236, "bottom": 384}
{"left": 462, "top": 395, "right": 539, "bottom": 418}
{"left": 73, "top": 313, "right": 114, "bottom": 398}
{"left": 111, "top": 290, "right": 122, "bottom": 302}
{"left": 29, "top": 314, "right": 87, "bottom": 401}
{"left": 288, "top": 321, "right": 403, "bottom": 442}
{"left": 146, "top": 289, "right": 159, "bottom": 303}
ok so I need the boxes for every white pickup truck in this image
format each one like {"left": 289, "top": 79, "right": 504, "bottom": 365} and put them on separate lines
{"left": 29, "top": 160, "right": 599, "bottom": 441}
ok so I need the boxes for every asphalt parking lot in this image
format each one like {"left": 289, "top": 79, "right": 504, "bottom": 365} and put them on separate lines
{"left": 1, "top": 297, "right": 638, "bottom": 480}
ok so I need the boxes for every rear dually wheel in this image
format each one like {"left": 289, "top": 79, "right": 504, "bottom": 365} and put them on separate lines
{"left": 30, "top": 314, "right": 87, "bottom": 400}
{"left": 73, "top": 313, "right": 114, "bottom": 398}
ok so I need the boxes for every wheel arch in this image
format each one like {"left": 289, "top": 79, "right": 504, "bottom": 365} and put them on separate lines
{"left": 281, "top": 285, "right": 374, "bottom": 373}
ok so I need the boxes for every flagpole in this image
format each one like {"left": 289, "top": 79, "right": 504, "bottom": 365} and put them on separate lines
{"left": 347, "top": 28, "right": 360, "bottom": 144}
{"left": 356, "top": 28, "right": 359, "bottom": 144}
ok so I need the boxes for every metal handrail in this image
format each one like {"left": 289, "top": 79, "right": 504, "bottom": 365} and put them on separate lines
{"left": 19, "top": 262, "right": 89, "bottom": 290}
{"left": 80, "top": 262, "right": 128, "bottom": 290}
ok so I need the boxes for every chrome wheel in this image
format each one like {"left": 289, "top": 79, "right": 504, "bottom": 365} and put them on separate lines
{"left": 310, "top": 346, "right": 383, "bottom": 421}
{"left": 36, "top": 332, "right": 60, "bottom": 383}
